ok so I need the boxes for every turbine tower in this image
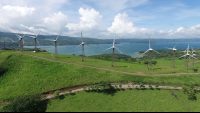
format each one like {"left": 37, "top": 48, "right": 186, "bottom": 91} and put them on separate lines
{"left": 74, "top": 31, "right": 92, "bottom": 62}
{"left": 29, "top": 31, "right": 41, "bottom": 53}
{"left": 178, "top": 44, "right": 195, "bottom": 70}
{"left": 190, "top": 46, "right": 196, "bottom": 68}
{"left": 142, "top": 35, "right": 160, "bottom": 70}
{"left": 103, "top": 35, "right": 123, "bottom": 67}
{"left": 165, "top": 42, "right": 179, "bottom": 68}
{"left": 15, "top": 33, "right": 26, "bottom": 52}
{"left": 45, "top": 32, "right": 62, "bottom": 58}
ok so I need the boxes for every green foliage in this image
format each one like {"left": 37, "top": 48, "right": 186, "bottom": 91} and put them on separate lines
{"left": 1, "top": 93, "right": 44, "bottom": 112}
{"left": 54, "top": 90, "right": 60, "bottom": 98}
{"left": 119, "top": 84, "right": 122, "bottom": 89}
{"left": 149, "top": 85, "right": 153, "bottom": 90}
{"left": 143, "top": 61, "right": 149, "bottom": 65}
{"left": 193, "top": 68, "right": 198, "bottom": 73}
{"left": 183, "top": 85, "right": 197, "bottom": 100}
{"left": 152, "top": 61, "right": 157, "bottom": 65}
{"left": 68, "top": 89, "right": 72, "bottom": 93}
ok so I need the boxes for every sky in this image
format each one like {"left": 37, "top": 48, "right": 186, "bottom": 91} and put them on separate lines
{"left": 0, "top": 0, "right": 200, "bottom": 39}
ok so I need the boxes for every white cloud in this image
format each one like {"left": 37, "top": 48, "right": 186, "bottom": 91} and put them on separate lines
{"left": 42, "top": 12, "right": 68, "bottom": 31}
{"left": 66, "top": 8, "right": 102, "bottom": 31}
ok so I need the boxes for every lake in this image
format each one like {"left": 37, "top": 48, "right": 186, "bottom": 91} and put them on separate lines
{"left": 24, "top": 42, "right": 200, "bottom": 58}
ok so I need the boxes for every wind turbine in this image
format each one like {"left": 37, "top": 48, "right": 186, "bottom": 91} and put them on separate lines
{"left": 28, "top": 31, "right": 41, "bottom": 53}
{"left": 178, "top": 44, "right": 195, "bottom": 70}
{"left": 15, "top": 33, "right": 26, "bottom": 52}
{"left": 74, "top": 31, "right": 92, "bottom": 62}
{"left": 103, "top": 34, "right": 123, "bottom": 67}
{"left": 165, "top": 42, "right": 179, "bottom": 68}
{"left": 142, "top": 35, "right": 160, "bottom": 70}
{"left": 6, "top": 38, "right": 17, "bottom": 51}
{"left": 45, "top": 32, "right": 62, "bottom": 58}
{"left": 189, "top": 46, "right": 197, "bottom": 68}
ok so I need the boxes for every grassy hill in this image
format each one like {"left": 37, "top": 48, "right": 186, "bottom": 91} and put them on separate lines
{"left": 1, "top": 50, "right": 200, "bottom": 111}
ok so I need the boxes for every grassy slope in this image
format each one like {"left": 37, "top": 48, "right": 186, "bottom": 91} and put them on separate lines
{"left": 20, "top": 51, "right": 197, "bottom": 74}
{"left": 1, "top": 50, "right": 200, "bottom": 101}
{"left": 46, "top": 89, "right": 200, "bottom": 112}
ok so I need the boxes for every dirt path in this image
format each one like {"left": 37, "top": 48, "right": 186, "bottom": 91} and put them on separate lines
{"left": 16, "top": 53, "right": 200, "bottom": 76}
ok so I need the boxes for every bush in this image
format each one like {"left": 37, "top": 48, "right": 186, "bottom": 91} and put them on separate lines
{"left": 183, "top": 85, "right": 197, "bottom": 100}
{"left": 193, "top": 68, "right": 198, "bottom": 73}
{"left": 54, "top": 90, "right": 60, "bottom": 98}
{"left": 1, "top": 93, "right": 43, "bottom": 112}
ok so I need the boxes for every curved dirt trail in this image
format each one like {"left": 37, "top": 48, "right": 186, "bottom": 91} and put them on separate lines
{"left": 16, "top": 53, "right": 200, "bottom": 76}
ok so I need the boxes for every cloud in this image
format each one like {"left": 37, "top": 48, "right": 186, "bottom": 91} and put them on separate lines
{"left": 42, "top": 12, "right": 68, "bottom": 32}
{"left": 107, "top": 13, "right": 153, "bottom": 38}
{"left": 66, "top": 8, "right": 102, "bottom": 31}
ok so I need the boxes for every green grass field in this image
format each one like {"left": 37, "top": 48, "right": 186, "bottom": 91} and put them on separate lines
{"left": 45, "top": 89, "right": 200, "bottom": 112}
{"left": 16, "top": 50, "right": 199, "bottom": 74}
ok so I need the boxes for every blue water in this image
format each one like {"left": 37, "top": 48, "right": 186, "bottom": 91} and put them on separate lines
{"left": 24, "top": 42, "right": 200, "bottom": 58}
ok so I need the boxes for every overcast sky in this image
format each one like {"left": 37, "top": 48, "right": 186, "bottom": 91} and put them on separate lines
{"left": 0, "top": 0, "right": 200, "bottom": 39}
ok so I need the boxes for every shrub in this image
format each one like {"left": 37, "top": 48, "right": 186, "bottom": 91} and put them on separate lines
{"left": 119, "top": 84, "right": 122, "bottom": 89}
{"left": 193, "top": 68, "right": 198, "bottom": 73}
{"left": 54, "top": 90, "right": 60, "bottom": 98}
{"left": 183, "top": 85, "right": 197, "bottom": 100}
{"left": 1, "top": 93, "right": 43, "bottom": 112}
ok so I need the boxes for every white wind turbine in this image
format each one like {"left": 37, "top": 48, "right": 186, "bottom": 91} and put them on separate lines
{"left": 142, "top": 35, "right": 160, "bottom": 70}
{"left": 28, "top": 31, "right": 41, "bottom": 53}
{"left": 178, "top": 44, "right": 195, "bottom": 70}
{"left": 15, "top": 33, "right": 26, "bottom": 52}
{"left": 165, "top": 42, "right": 179, "bottom": 68}
{"left": 6, "top": 38, "right": 18, "bottom": 51}
{"left": 45, "top": 32, "right": 62, "bottom": 58}
{"left": 189, "top": 46, "right": 197, "bottom": 68}
{"left": 103, "top": 34, "right": 123, "bottom": 67}
{"left": 74, "top": 31, "right": 92, "bottom": 62}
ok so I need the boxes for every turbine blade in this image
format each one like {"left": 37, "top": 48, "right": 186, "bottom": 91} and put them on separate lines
{"left": 152, "top": 49, "right": 160, "bottom": 54}
{"left": 115, "top": 47, "right": 123, "bottom": 54}
{"left": 189, "top": 55, "right": 197, "bottom": 59}
{"left": 29, "top": 36, "right": 36, "bottom": 38}
{"left": 22, "top": 34, "right": 26, "bottom": 37}
{"left": 113, "top": 34, "right": 115, "bottom": 46}
{"left": 178, "top": 54, "right": 186, "bottom": 59}
{"left": 174, "top": 42, "right": 179, "bottom": 48}
{"left": 81, "top": 31, "right": 83, "bottom": 42}
{"left": 74, "top": 44, "right": 82, "bottom": 50}
{"left": 56, "top": 31, "right": 62, "bottom": 41}
{"left": 45, "top": 39, "right": 55, "bottom": 41}
{"left": 15, "top": 34, "right": 20, "bottom": 39}
{"left": 165, "top": 47, "right": 173, "bottom": 49}
{"left": 142, "top": 50, "right": 149, "bottom": 56}
{"left": 36, "top": 31, "right": 41, "bottom": 37}
{"left": 103, "top": 47, "right": 113, "bottom": 51}
{"left": 86, "top": 44, "right": 92, "bottom": 48}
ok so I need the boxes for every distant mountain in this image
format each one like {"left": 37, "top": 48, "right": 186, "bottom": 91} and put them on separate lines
{"left": 0, "top": 31, "right": 117, "bottom": 47}
{"left": 0, "top": 31, "right": 200, "bottom": 48}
